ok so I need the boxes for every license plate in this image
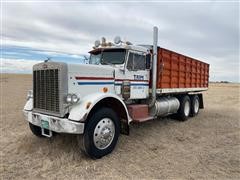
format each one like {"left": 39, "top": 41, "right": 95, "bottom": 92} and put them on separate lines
{"left": 41, "top": 117, "right": 50, "bottom": 129}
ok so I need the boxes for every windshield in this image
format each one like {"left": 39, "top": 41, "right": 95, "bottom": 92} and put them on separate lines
{"left": 89, "top": 49, "right": 126, "bottom": 65}
{"left": 89, "top": 52, "right": 101, "bottom": 65}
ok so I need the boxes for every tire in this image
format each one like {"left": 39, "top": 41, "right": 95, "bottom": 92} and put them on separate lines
{"left": 29, "top": 122, "right": 45, "bottom": 138}
{"left": 177, "top": 95, "right": 191, "bottom": 121}
{"left": 80, "top": 107, "right": 120, "bottom": 159}
{"left": 190, "top": 95, "right": 200, "bottom": 117}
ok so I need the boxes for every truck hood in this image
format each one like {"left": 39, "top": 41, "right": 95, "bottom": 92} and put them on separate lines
{"left": 68, "top": 64, "right": 115, "bottom": 78}
{"left": 67, "top": 64, "right": 116, "bottom": 98}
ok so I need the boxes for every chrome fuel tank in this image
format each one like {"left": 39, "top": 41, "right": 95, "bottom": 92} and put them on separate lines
{"left": 150, "top": 97, "right": 180, "bottom": 117}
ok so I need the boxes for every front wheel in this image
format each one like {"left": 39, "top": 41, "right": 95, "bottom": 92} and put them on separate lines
{"left": 80, "top": 107, "right": 120, "bottom": 159}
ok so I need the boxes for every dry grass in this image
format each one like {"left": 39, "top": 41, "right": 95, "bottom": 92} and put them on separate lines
{"left": 1, "top": 74, "right": 240, "bottom": 179}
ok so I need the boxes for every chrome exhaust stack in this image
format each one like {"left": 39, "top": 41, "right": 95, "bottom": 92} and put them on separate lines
{"left": 149, "top": 26, "right": 158, "bottom": 107}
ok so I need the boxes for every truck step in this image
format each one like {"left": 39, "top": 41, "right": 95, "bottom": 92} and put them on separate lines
{"left": 132, "top": 116, "right": 154, "bottom": 122}
{"left": 127, "top": 104, "right": 154, "bottom": 122}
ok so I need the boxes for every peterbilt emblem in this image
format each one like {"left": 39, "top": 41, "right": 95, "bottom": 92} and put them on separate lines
{"left": 42, "top": 64, "right": 48, "bottom": 69}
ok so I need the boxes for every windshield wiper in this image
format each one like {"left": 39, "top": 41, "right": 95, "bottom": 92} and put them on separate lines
{"left": 102, "top": 61, "right": 115, "bottom": 66}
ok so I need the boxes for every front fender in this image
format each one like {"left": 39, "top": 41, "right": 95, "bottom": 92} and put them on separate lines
{"left": 24, "top": 98, "right": 33, "bottom": 111}
{"left": 68, "top": 92, "right": 131, "bottom": 123}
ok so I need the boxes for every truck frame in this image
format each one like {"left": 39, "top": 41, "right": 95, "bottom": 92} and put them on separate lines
{"left": 23, "top": 27, "right": 209, "bottom": 158}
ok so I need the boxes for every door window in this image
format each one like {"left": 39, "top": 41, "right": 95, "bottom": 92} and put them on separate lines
{"left": 127, "top": 52, "right": 146, "bottom": 70}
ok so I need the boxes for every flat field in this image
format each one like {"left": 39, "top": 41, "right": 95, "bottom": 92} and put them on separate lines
{"left": 1, "top": 74, "right": 240, "bottom": 179}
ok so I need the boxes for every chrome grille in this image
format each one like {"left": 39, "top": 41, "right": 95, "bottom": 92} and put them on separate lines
{"left": 33, "top": 69, "right": 60, "bottom": 113}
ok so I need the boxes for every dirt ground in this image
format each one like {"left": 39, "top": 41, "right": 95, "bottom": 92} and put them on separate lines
{"left": 1, "top": 74, "right": 240, "bottom": 179}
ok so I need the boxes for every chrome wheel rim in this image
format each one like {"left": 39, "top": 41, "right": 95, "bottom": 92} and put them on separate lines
{"left": 194, "top": 99, "right": 199, "bottom": 113}
{"left": 93, "top": 118, "right": 115, "bottom": 150}
{"left": 184, "top": 100, "right": 190, "bottom": 117}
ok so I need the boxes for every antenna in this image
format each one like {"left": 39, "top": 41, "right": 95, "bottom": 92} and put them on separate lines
{"left": 44, "top": 57, "right": 51, "bottom": 62}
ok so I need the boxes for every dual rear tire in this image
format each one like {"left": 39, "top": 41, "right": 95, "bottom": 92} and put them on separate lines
{"left": 191, "top": 95, "right": 200, "bottom": 117}
{"left": 177, "top": 95, "right": 200, "bottom": 121}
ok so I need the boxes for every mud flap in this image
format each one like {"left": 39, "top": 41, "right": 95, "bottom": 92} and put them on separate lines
{"left": 198, "top": 94, "right": 204, "bottom": 109}
{"left": 120, "top": 119, "right": 129, "bottom": 135}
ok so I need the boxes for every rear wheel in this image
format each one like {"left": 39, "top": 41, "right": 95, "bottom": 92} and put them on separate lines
{"left": 29, "top": 123, "right": 45, "bottom": 138}
{"left": 177, "top": 95, "right": 191, "bottom": 121}
{"left": 79, "top": 107, "right": 120, "bottom": 159}
{"left": 191, "top": 95, "right": 200, "bottom": 116}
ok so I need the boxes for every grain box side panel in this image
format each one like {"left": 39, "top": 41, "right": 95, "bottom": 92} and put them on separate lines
{"left": 157, "top": 48, "right": 209, "bottom": 89}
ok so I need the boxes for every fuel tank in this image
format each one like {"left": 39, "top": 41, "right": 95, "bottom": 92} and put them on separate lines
{"left": 150, "top": 97, "right": 180, "bottom": 117}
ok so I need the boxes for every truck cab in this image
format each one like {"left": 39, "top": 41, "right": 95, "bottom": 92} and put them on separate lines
{"left": 89, "top": 44, "right": 150, "bottom": 100}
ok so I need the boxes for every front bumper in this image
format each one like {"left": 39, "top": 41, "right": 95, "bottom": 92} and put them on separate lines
{"left": 23, "top": 110, "right": 84, "bottom": 134}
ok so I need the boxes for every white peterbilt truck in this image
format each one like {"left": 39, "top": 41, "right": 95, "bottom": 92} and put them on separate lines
{"left": 23, "top": 27, "right": 209, "bottom": 158}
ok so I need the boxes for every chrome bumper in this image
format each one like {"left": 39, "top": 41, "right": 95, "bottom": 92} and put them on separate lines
{"left": 23, "top": 110, "right": 84, "bottom": 134}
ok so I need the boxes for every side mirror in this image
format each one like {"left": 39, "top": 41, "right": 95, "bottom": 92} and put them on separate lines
{"left": 146, "top": 54, "right": 151, "bottom": 69}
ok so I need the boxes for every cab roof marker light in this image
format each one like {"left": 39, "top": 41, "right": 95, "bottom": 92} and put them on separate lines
{"left": 107, "top": 42, "right": 113, "bottom": 46}
{"left": 114, "top": 36, "right": 121, "bottom": 44}
{"left": 125, "top": 41, "right": 132, "bottom": 45}
{"left": 94, "top": 40, "right": 100, "bottom": 48}
{"left": 101, "top": 37, "right": 107, "bottom": 46}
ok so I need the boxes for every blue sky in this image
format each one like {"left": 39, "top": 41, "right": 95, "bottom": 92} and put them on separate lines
{"left": 3, "top": 46, "right": 87, "bottom": 62}
{"left": 2, "top": 45, "right": 88, "bottom": 73}
{"left": 1, "top": 1, "right": 239, "bottom": 82}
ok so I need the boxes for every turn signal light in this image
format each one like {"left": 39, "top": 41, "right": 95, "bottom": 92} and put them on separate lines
{"left": 103, "top": 87, "right": 108, "bottom": 93}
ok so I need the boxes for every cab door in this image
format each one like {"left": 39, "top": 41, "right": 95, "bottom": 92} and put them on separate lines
{"left": 123, "top": 50, "right": 150, "bottom": 99}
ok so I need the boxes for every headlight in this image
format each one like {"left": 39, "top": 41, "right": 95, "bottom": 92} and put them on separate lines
{"left": 65, "top": 94, "right": 79, "bottom": 104}
{"left": 71, "top": 94, "right": 79, "bottom": 103}
{"left": 66, "top": 94, "right": 72, "bottom": 103}
{"left": 27, "top": 90, "right": 33, "bottom": 100}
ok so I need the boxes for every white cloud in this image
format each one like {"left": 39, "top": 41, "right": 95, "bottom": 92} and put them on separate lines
{"left": 2, "top": 1, "right": 239, "bottom": 81}
{"left": 1, "top": 59, "right": 41, "bottom": 73}
{"left": 32, "top": 50, "right": 84, "bottom": 58}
